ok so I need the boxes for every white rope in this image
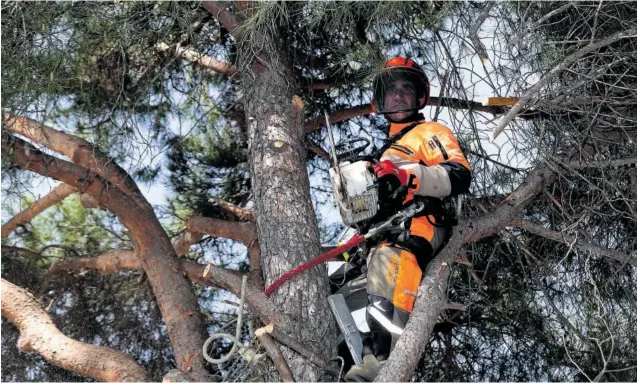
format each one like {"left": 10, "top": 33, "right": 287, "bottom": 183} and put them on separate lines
{"left": 203, "top": 275, "right": 248, "bottom": 364}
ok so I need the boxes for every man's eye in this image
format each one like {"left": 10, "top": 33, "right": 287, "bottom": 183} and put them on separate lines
{"left": 388, "top": 86, "right": 415, "bottom": 94}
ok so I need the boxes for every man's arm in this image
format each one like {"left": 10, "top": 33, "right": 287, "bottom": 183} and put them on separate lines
{"left": 400, "top": 122, "right": 472, "bottom": 198}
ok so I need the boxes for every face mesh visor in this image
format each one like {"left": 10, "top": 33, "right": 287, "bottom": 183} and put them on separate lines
{"left": 372, "top": 69, "right": 426, "bottom": 114}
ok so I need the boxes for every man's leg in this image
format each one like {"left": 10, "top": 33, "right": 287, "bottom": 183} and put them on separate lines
{"left": 345, "top": 244, "right": 422, "bottom": 381}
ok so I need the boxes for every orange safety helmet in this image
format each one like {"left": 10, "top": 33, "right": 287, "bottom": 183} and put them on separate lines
{"left": 371, "top": 57, "right": 430, "bottom": 114}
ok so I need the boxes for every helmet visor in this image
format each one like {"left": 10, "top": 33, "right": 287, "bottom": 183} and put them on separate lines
{"left": 372, "top": 68, "right": 428, "bottom": 114}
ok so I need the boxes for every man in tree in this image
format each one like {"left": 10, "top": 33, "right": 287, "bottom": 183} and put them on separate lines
{"left": 343, "top": 57, "right": 472, "bottom": 381}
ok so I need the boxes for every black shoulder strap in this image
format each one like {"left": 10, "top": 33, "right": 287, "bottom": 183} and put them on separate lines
{"left": 376, "top": 121, "right": 421, "bottom": 159}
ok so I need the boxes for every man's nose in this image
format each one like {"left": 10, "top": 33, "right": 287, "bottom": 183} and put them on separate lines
{"left": 390, "top": 90, "right": 406, "bottom": 100}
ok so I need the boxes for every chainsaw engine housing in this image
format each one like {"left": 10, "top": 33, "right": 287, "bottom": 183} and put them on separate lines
{"left": 329, "top": 160, "right": 379, "bottom": 226}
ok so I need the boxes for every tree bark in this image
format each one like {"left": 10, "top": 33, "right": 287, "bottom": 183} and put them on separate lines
{"left": 1, "top": 279, "right": 151, "bottom": 382}
{"left": 7, "top": 136, "right": 212, "bottom": 380}
{"left": 202, "top": 2, "right": 337, "bottom": 379}
{"left": 1, "top": 183, "right": 77, "bottom": 239}
{"left": 238, "top": 28, "right": 337, "bottom": 383}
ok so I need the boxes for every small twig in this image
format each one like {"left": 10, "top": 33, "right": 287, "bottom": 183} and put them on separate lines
{"left": 256, "top": 332, "right": 295, "bottom": 382}
{"left": 445, "top": 302, "right": 468, "bottom": 312}
{"left": 453, "top": 256, "right": 471, "bottom": 266}
{"left": 509, "top": 3, "right": 574, "bottom": 46}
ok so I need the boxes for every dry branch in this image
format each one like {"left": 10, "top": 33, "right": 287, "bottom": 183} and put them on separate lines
{"left": 562, "top": 157, "right": 637, "bottom": 170}
{"left": 211, "top": 198, "right": 256, "bottom": 221}
{"left": 509, "top": 3, "right": 574, "bottom": 46}
{"left": 468, "top": 2, "right": 494, "bottom": 62}
{"left": 256, "top": 333, "right": 295, "bottom": 382}
{"left": 1, "top": 183, "right": 77, "bottom": 239}
{"left": 1, "top": 279, "right": 151, "bottom": 382}
{"left": 513, "top": 219, "right": 637, "bottom": 267}
{"left": 490, "top": 27, "right": 637, "bottom": 141}
{"left": 155, "top": 43, "right": 238, "bottom": 76}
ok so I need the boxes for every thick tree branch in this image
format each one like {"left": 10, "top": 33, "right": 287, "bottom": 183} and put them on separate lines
{"left": 173, "top": 231, "right": 204, "bottom": 256}
{"left": 1, "top": 183, "right": 77, "bottom": 239}
{"left": 155, "top": 43, "right": 238, "bottom": 76}
{"left": 1, "top": 279, "right": 151, "bottom": 382}
{"left": 3, "top": 113, "right": 146, "bottom": 206}
{"left": 490, "top": 27, "right": 637, "bottom": 141}
{"left": 6, "top": 135, "right": 212, "bottom": 380}
{"left": 376, "top": 163, "right": 558, "bottom": 381}
{"left": 186, "top": 216, "right": 256, "bottom": 246}
{"left": 512, "top": 219, "right": 637, "bottom": 267}
{"left": 303, "top": 105, "right": 372, "bottom": 133}
{"left": 211, "top": 198, "right": 256, "bottom": 221}
{"left": 201, "top": 1, "right": 239, "bottom": 35}
{"left": 79, "top": 192, "right": 100, "bottom": 209}
{"left": 186, "top": 216, "right": 262, "bottom": 281}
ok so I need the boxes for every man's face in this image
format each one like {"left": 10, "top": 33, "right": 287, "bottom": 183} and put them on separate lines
{"left": 383, "top": 80, "right": 418, "bottom": 122}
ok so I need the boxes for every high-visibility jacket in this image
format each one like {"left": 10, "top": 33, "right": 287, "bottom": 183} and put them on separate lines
{"left": 379, "top": 118, "right": 472, "bottom": 242}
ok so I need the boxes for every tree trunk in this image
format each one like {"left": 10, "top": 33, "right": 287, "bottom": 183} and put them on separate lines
{"left": 240, "top": 45, "right": 337, "bottom": 380}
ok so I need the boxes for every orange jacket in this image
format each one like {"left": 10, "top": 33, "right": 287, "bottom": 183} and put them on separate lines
{"left": 380, "top": 118, "right": 471, "bottom": 240}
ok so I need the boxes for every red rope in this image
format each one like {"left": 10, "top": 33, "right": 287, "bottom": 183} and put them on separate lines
{"left": 264, "top": 234, "right": 366, "bottom": 297}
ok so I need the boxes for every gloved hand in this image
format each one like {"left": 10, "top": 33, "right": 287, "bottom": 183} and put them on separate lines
{"left": 373, "top": 160, "right": 408, "bottom": 186}
{"left": 372, "top": 160, "right": 408, "bottom": 201}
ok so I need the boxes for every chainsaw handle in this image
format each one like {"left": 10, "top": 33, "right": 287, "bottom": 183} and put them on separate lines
{"left": 359, "top": 155, "right": 379, "bottom": 165}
